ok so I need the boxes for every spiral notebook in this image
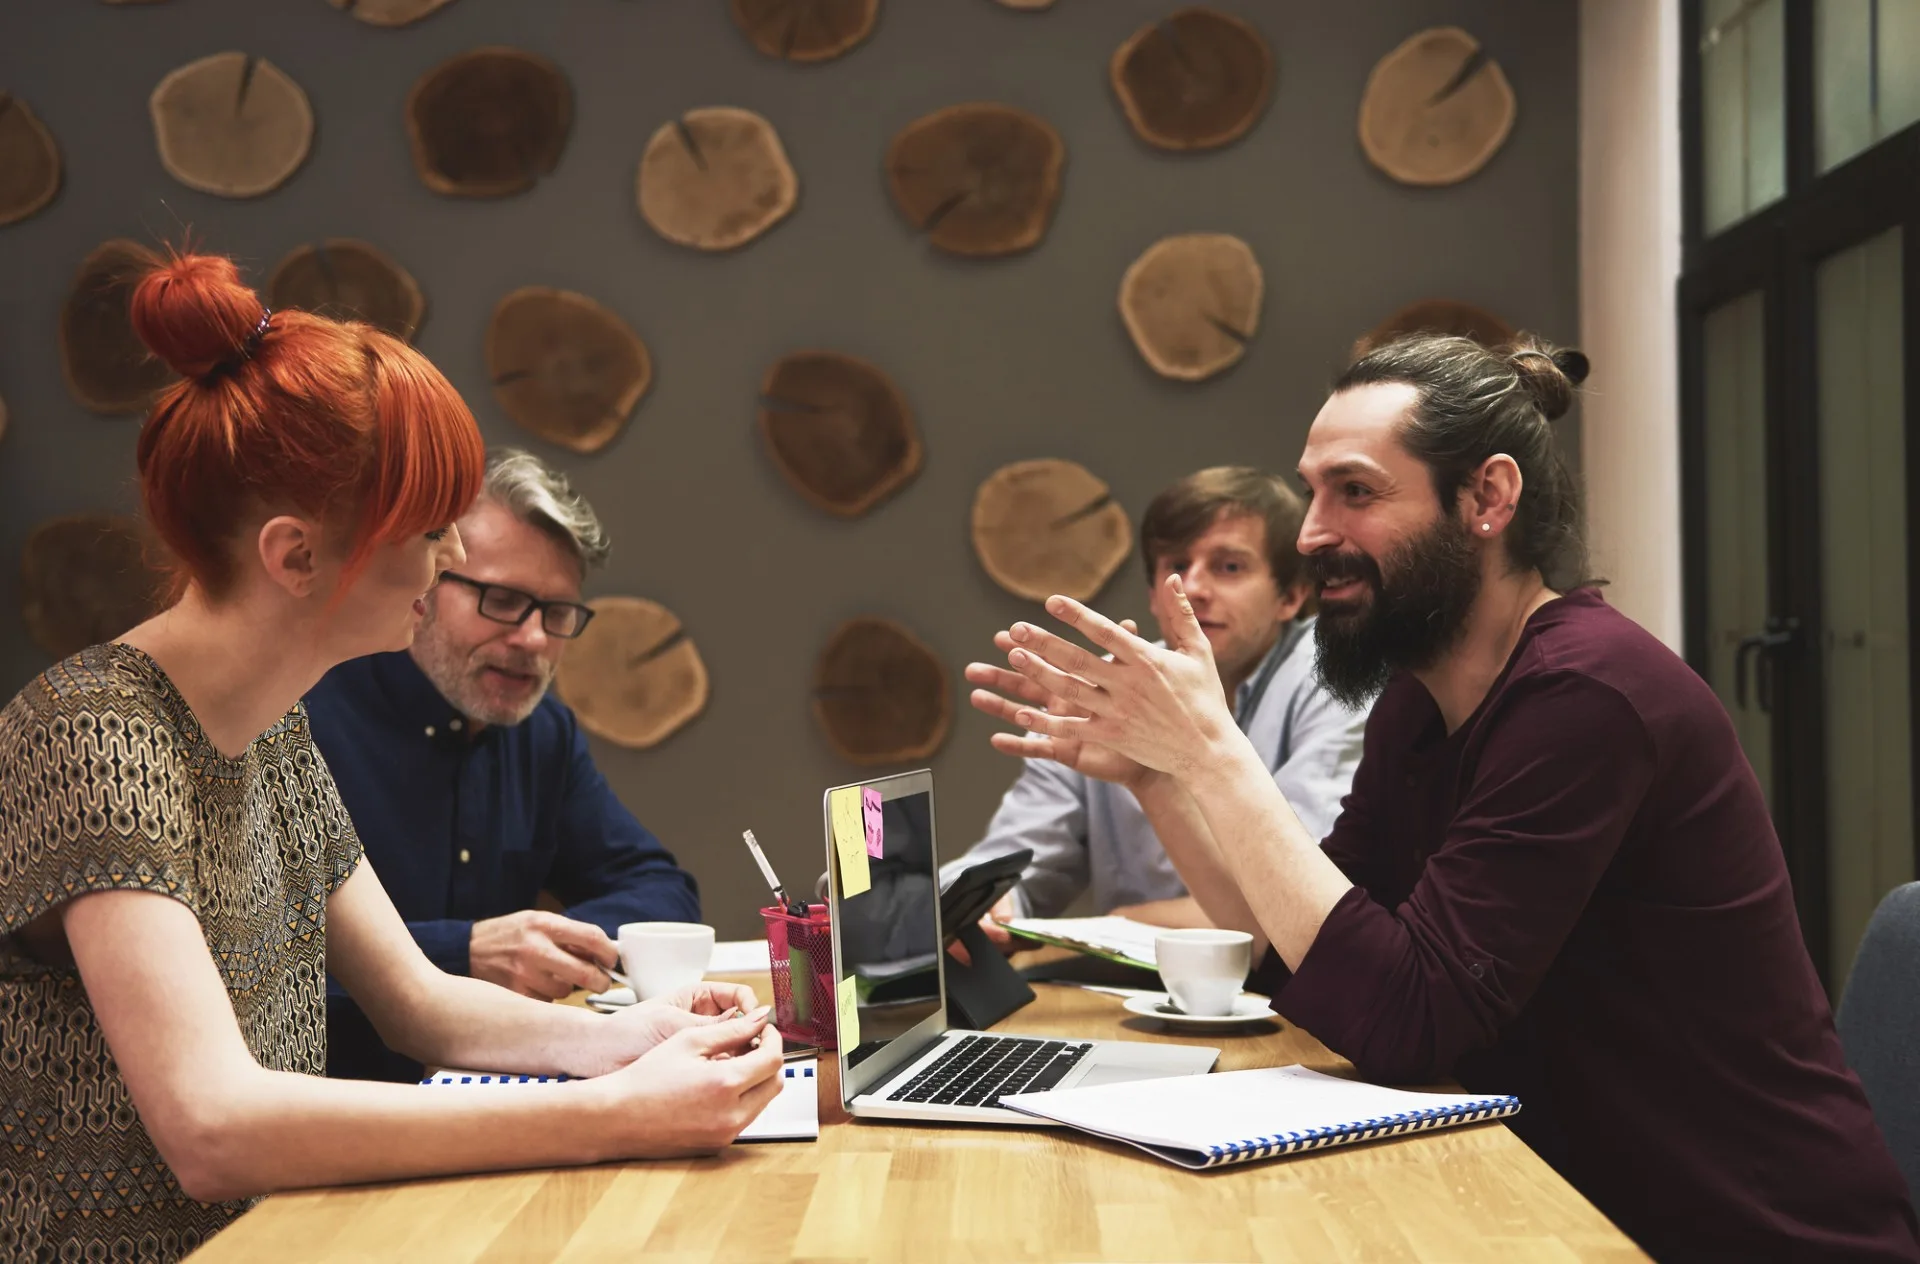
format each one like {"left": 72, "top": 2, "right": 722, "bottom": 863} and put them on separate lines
{"left": 999, "top": 1064, "right": 1519, "bottom": 1170}
{"left": 420, "top": 1060, "right": 819, "bottom": 1143}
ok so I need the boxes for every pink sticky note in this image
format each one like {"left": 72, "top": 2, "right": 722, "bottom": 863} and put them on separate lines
{"left": 862, "top": 786, "right": 884, "bottom": 859}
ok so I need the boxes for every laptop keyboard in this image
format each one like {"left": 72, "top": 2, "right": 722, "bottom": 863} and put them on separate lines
{"left": 891, "top": 1035, "right": 1093, "bottom": 1108}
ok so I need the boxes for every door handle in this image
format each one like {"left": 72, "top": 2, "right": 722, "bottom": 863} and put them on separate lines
{"left": 1734, "top": 617, "right": 1801, "bottom": 711}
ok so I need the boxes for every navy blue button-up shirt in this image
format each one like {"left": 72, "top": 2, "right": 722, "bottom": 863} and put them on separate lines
{"left": 306, "top": 650, "right": 700, "bottom": 1080}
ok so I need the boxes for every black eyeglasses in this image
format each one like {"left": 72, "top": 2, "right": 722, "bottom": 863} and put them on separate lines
{"left": 438, "top": 573, "right": 596, "bottom": 639}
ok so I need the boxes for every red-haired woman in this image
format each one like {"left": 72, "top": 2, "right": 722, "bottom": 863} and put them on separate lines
{"left": 0, "top": 251, "right": 783, "bottom": 1262}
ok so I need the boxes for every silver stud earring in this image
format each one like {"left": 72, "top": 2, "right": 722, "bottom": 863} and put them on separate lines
{"left": 1480, "top": 523, "right": 1492, "bottom": 532}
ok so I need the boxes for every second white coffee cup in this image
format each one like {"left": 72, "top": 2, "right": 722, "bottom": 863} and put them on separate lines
{"left": 1154, "top": 928, "right": 1253, "bottom": 1017}
{"left": 617, "top": 922, "right": 716, "bottom": 1001}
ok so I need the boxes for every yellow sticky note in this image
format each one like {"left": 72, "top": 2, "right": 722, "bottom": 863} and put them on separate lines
{"left": 829, "top": 786, "right": 871, "bottom": 897}
{"left": 837, "top": 973, "right": 861, "bottom": 1050}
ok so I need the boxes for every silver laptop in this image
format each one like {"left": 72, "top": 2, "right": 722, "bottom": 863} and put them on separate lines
{"left": 824, "top": 768, "right": 1217, "bottom": 1125}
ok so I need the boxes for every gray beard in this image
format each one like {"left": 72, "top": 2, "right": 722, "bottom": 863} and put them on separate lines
{"left": 410, "top": 605, "right": 552, "bottom": 727}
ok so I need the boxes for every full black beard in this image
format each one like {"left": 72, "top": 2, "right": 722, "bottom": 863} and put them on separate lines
{"left": 1308, "top": 513, "right": 1483, "bottom": 709}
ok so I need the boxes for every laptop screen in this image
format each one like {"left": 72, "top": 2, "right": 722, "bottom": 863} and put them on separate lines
{"left": 825, "top": 773, "right": 945, "bottom": 1072}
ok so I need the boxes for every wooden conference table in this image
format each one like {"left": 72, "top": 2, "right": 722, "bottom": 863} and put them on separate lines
{"left": 190, "top": 956, "right": 1646, "bottom": 1263}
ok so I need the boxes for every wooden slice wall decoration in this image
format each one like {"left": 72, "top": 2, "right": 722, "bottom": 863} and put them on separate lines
{"left": 329, "top": 0, "right": 459, "bottom": 27}
{"left": 268, "top": 239, "right": 426, "bottom": 341}
{"left": 1359, "top": 27, "right": 1515, "bottom": 187}
{"left": 1351, "top": 298, "right": 1514, "bottom": 361}
{"left": 0, "top": 94, "right": 62, "bottom": 227}
{"left": 61, "top": 239, "right": 176, "bottom": 415}
{"left": 486, "top": 287, "right": 650, "bottom": 455}
{"left": 22, "top": 514, "right": 167, "bottom": 660}
{"left": 637, "top": 108, "right": 798, "bottom": 252}
{"left": 885, "top": 103, "right": 1064, "bottom": 258}
{"left": 972, "top": 459, "right": 1131, "bottom": 602}
{"left": 149, "top": 52, "right": 314, "bottom": 198}
{"left": 731, "top": 0, "right": 878, "bottom": 63}
{"left": 759, "top": 350, "right": 919, "bottom": 518}
{"left": 554, "top": 596, "right": 709, "bottom": 749}
{"left": 1110, "top": 8, "right": 1273, "bottom": 152}
{"left": 407, "top": 48, "right": 571, "bottom": 198}
{"left": 1118, "top": 232, "right": 1262, "bottom": 382}
{"left": 812, "top": 617, "right": 950, "bottom": 765}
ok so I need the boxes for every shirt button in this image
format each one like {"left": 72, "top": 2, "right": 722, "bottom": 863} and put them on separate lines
{"left": 459, "top": 849, "right": 471, "bottom": 864}
{"left": 449, "top": 718, "right": 463, "bottom": 731}
{"left": 1469, "top": 963, "right": 1485, "bottom": 979}
{"left": 424, "top": 725, "right": 436, "bottom": 738}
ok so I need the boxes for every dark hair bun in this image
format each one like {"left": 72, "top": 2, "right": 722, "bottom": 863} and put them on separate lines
{"left": 1551, "top": 349, "right": 1591, "bottom": 387}
{"left": 1508, "top": 341, "right": 1585, "bottom": 421}
{"left": 129, "top": 251, "right": 269, "bottom": 381}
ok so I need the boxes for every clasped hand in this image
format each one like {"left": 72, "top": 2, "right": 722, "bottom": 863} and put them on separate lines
{"left": 594, "top": 990, "right": 789, "bottom": 1155}
{"left": 586, "top": 979, "right": 766, "bottom": 1074}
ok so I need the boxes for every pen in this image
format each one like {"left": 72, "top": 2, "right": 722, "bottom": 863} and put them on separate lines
{"left": 742, "top": 829, "right": 808, "bottom": 919}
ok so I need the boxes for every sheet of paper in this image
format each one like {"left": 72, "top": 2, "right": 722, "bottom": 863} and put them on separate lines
{"left": 836, "top": 973, "right": 861, "bottom": 1050}
{"left": 828, "top": 786, "right": 871, "bottom": 897}
{"left": 862, "top": 785, "right": 884, "bottom": 859}
{"left": 707, "top": 939, "right": 773, "bottom": 975}
{"left": 1002, "top": 914, "right": 1162, "bottom": 967}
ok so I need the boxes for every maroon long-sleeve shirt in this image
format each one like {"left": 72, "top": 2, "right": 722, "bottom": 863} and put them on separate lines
{"left": 1259, "top": 590, "right": 1918, "bottom": 1261}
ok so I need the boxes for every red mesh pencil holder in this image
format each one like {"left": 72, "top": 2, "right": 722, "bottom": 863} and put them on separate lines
{"left": 761, "top": 903, "right": 837, "bottom": 1050}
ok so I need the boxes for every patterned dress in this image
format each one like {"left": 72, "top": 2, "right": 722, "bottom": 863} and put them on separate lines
{"left": 0, "top": 644, "right": 363, "bottom": 1262}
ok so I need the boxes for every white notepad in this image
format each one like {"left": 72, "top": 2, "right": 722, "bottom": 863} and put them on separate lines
{"left": 735, "top": 1060, "right": 819, "bottom": 1142}
{"left": 420, "top": 1059, "right": 819, "bottom": 1144}
{"left": 1000, "top": 1064, "right": 1519, "bottom": 1170}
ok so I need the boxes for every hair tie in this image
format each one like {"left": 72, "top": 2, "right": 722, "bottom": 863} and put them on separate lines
{"left": 243, "top": 308, "right": 273, "bottom": 358}
{"left": 202, "top": 309, "right": 272, "bottom": 383}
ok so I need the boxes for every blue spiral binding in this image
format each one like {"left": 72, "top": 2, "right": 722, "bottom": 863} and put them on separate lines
{"left": 1200, "top": 1096, "right": 1520, "bottom": 1167}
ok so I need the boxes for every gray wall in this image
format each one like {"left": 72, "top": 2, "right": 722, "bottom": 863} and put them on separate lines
{"left": 0, "top": 0, "right": 1577, "bottom": 940}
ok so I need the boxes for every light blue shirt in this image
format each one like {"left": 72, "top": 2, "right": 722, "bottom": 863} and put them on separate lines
{"left": 942, "top": 618, "right": 1369, "bottom": 916}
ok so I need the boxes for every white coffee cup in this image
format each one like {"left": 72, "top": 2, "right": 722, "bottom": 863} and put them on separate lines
{"left": 617, "top": 922, "right": 716, "bottom": 1001}
{"left": 1154, "top": 928, "right": 1253, "bottom": 1017}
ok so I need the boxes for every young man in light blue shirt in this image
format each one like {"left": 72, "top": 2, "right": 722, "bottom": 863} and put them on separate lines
{"left": 948, "top": 467, "right": 1369, "bottom": 939}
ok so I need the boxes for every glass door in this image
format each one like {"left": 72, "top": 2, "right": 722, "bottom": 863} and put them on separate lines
{"left": 1700, "top": 291, "right": 1776, "bottom": 808}
{"left": 1682, "top": 0, "right": 1920, "bottom": 989}
{"left": 1815, "top": 227, "right": 1912, "bottom": 987}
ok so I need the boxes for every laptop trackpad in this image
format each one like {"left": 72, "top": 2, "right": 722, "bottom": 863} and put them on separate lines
{"left": 1074, "top": 1062, "right": 1167, "bottom": 1089}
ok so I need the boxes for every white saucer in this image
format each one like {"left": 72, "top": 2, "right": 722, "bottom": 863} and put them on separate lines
{"left": 1121, "top": 991, "right": 1278, "bottom": 1029}
{"left": 585, "top": 985, "right": 636, "bottom": 1013}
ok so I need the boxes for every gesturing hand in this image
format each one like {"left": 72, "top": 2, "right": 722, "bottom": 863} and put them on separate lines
{"left": 469, "top": 910, "right": 617, "bottom": 1000}
{"left": 965, "top": 619, "right": 1152, "bottom": 789}
{"left": 989, "top": 578, "right": 1238, "bottom": 782}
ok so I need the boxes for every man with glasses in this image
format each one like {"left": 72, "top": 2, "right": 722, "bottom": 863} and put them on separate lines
{"left": 307, "top": 449, "right": 701, "bottom": 1082}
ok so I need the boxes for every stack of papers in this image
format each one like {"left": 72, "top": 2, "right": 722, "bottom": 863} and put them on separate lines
{"left": 1001, "top": 915, "right": 1162, "bottom": 969}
